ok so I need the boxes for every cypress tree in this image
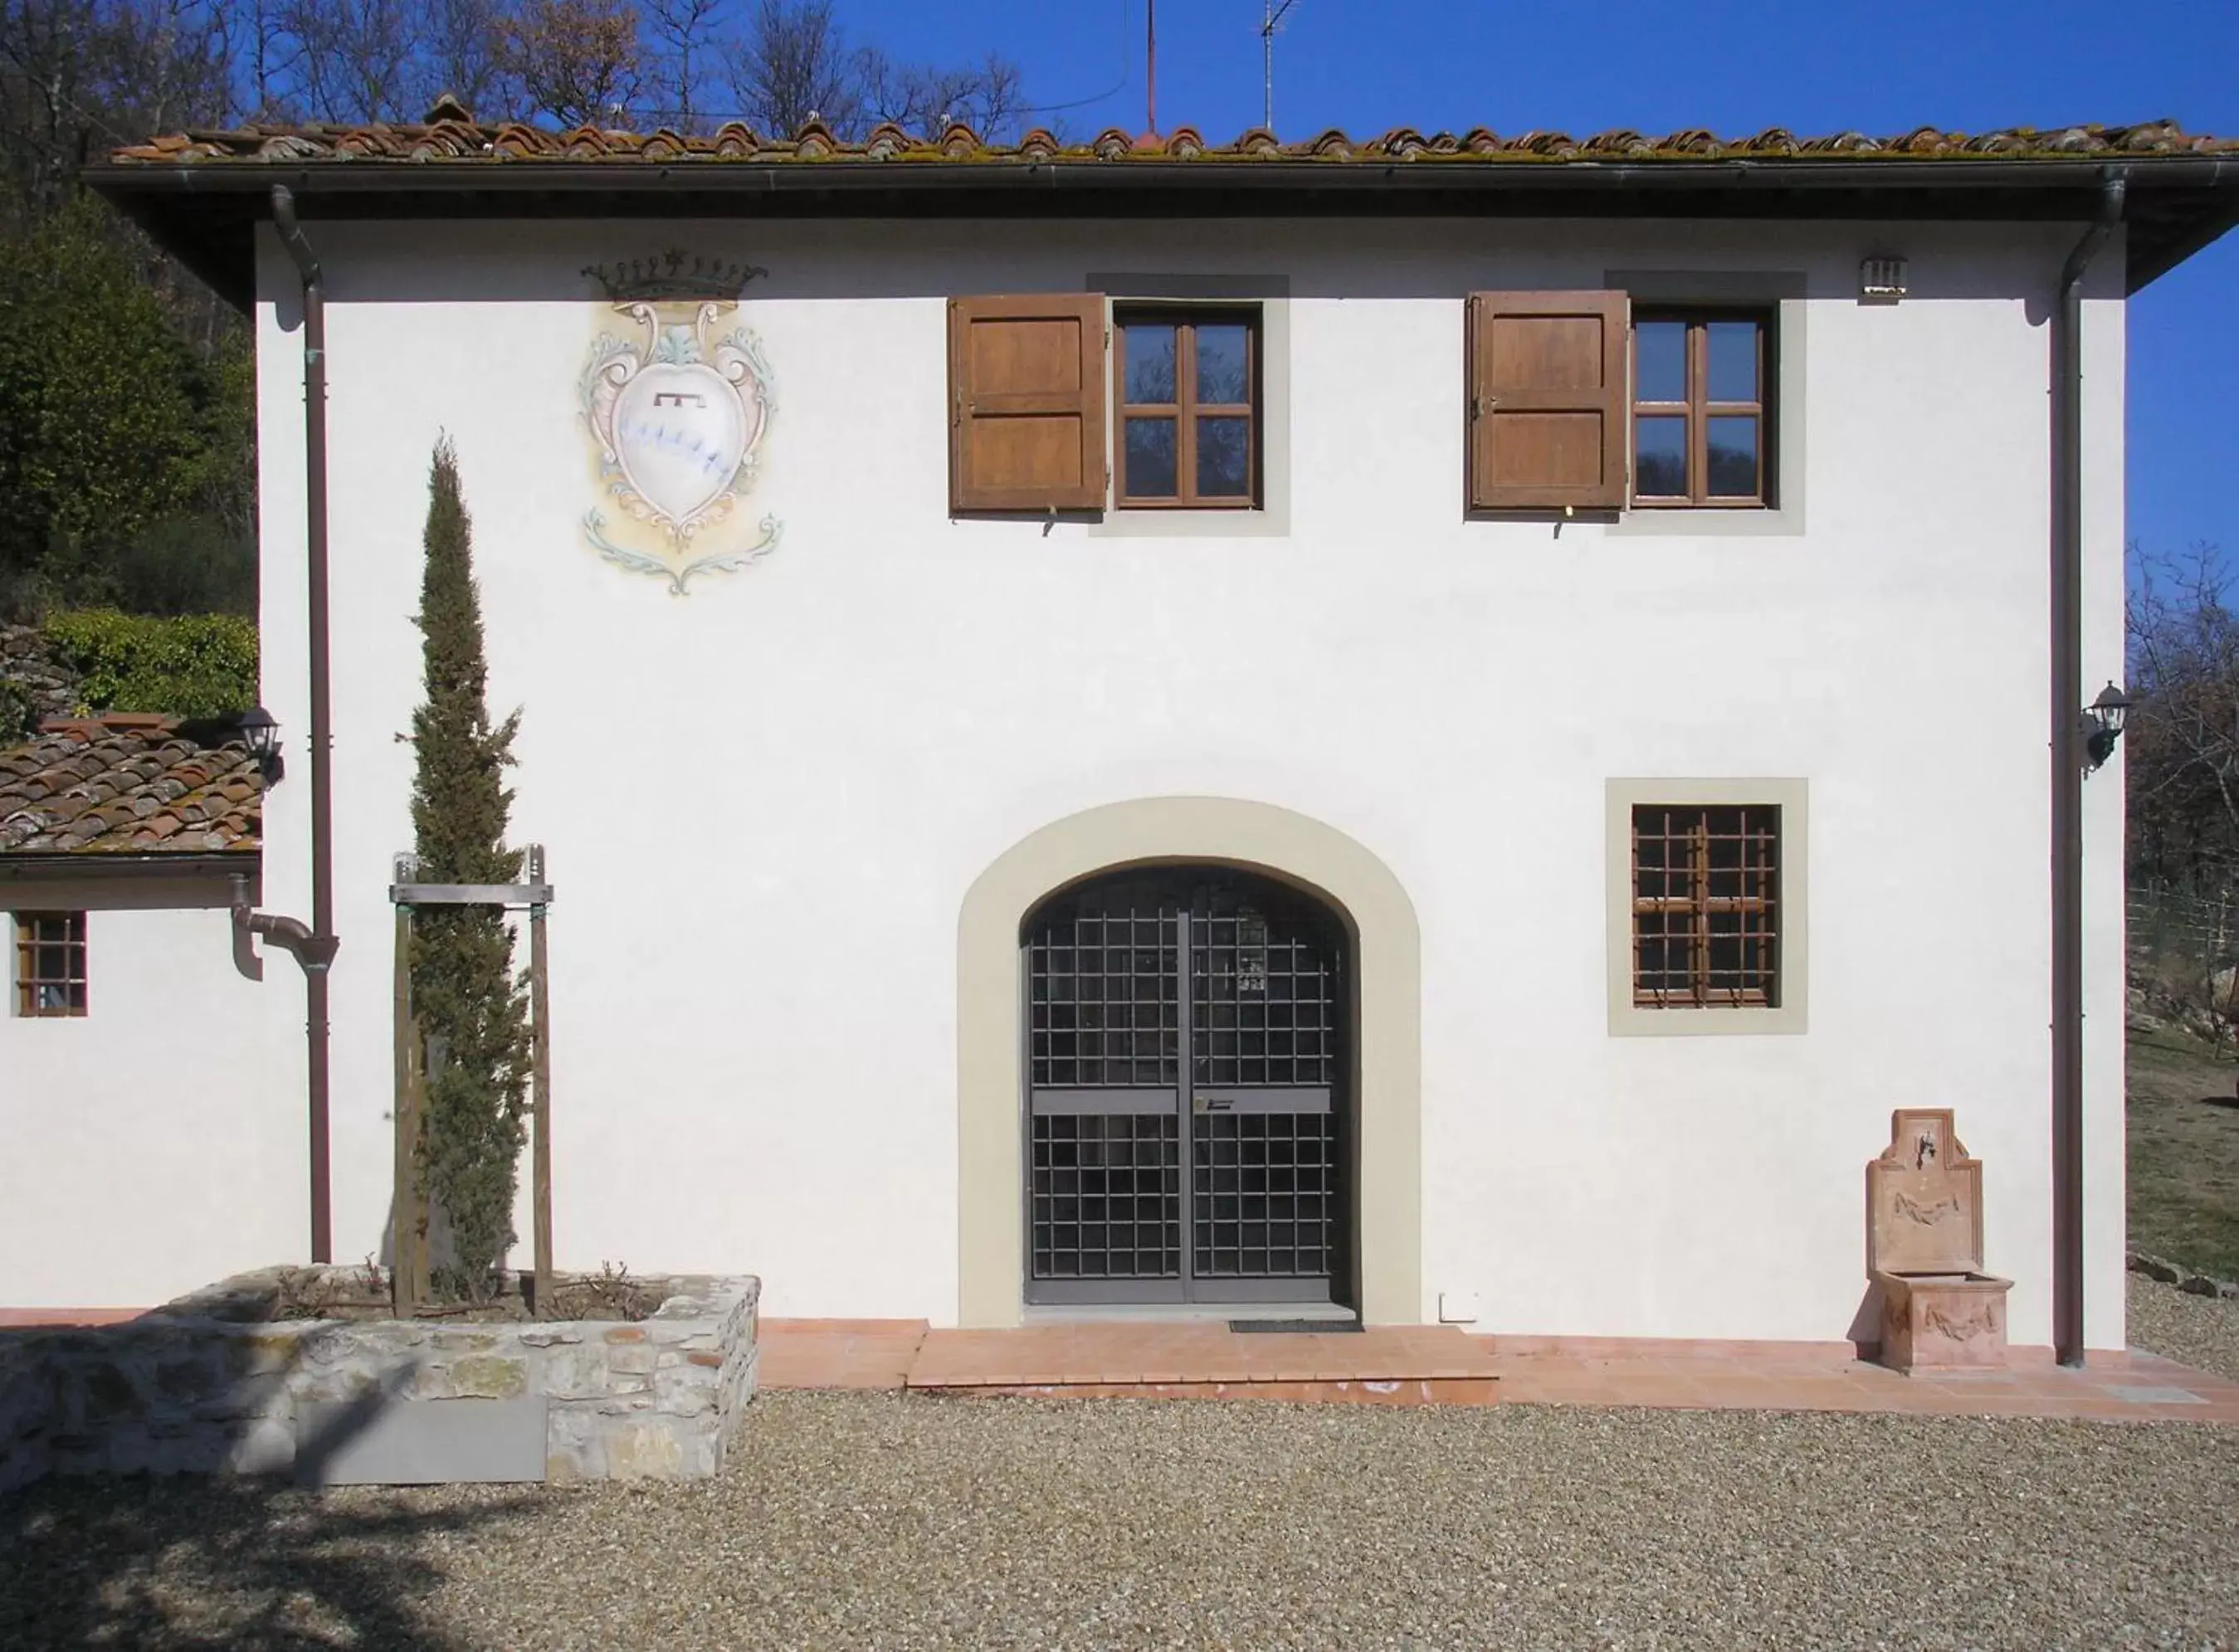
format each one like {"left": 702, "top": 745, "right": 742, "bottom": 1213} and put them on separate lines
{"left": 409, "top": 439, "right": 531, "bottom": 1302}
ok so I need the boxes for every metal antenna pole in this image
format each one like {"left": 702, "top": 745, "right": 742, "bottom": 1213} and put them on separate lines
{"left": 1146, "top": 0, "right": 1156, "bottom": 135}
{"left": 1261, "top": 0, "right": 1300, "bottom": 134}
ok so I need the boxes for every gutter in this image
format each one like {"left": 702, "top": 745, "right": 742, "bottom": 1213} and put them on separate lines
{"left": 0, "top": 850, "right": 260, "bottom": 880}
{"left": 2050, "top": 167, "right": 2126, "bottom": 1369}
{"left": 238, "top": 183, "right": 340, "bottom": 1265}
{"left": 76, "top": 152, "right": 2239, "bottom": 198}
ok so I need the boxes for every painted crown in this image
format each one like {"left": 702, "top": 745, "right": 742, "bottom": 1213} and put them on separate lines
{"left": 583, "top": 251, "right": 769, "bottom": 301}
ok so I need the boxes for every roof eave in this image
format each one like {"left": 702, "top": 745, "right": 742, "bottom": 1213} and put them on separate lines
{"left": 0, "top": 849, "right": 261, "bottom": 875}
{"left": 83, "top": 152, "right": 2239, "bottom": 309}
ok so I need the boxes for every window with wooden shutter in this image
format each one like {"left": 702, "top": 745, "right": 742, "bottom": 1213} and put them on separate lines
{"left": 1466, "top": 291, "right": 1628, "bottom": 510}
{"left": 949, "top": 295, "right": 1107, "bottom": 513}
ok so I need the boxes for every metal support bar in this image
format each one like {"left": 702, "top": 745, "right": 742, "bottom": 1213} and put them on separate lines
{"left": 527, "top": 845, "right": 554, "bottom": 1311}
{"left": 388, "top": 848, "right": 554, "bottom": 1313}
{"left": 389, "top": 883, "right": 554, "bottom": 908}
{"left": 390, "top": 853, "right": 424, "bottom": 1314}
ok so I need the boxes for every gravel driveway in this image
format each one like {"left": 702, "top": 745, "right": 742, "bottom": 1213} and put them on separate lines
{"left": 5, "top": 1286, "right": 2237, "bottom": 1651}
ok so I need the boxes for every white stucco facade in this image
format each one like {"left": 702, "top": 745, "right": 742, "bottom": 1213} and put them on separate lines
{"left": 2, "top": 874, "right": 303, "bottom": 1306}
{"left": 202, "top": 212, "right": 2134, "bottom": 1343}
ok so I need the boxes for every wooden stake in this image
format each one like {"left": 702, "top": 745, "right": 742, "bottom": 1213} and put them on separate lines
{"left": 528, "top": 844, "right": 554, "bottom": 1312}
{"left": 409, "top": 1007, "right": 431, "bottom": 1306}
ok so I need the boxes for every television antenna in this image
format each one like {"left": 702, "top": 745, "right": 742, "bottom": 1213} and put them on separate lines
{"left": 1261, "top": 0, "right": 1303, "bottom": 133}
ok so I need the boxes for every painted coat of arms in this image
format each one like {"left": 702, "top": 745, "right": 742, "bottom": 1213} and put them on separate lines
{"left": 580, "top": 253, "right": 780, "bottom": 595}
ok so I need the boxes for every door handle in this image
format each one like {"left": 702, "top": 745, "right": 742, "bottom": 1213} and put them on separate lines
{"left": 1193, "top": 1095, "right": 1234, "bottom": 1114}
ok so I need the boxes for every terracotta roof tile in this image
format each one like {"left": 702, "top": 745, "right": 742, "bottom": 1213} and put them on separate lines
{"left": 0, "top": 717, "right": 261, "bottom": 855}
{"left": 103, "top": 114, "right": 2236, "bottom": 168}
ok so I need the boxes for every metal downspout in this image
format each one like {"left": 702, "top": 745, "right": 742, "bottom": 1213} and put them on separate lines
{"left": 2051, "top": 169, "right": 2126, "bottom": 1367}
{"left": 246, "top": 183, "right": 339, "bottom": 1265}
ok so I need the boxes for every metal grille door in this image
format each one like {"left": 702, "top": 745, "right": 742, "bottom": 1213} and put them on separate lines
{"left": 1025, "top": 871, "right": 1344, "bottom": 1304}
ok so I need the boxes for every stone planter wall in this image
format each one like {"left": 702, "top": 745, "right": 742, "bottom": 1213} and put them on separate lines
{"left": 0, "top": 1269, "right": 759, "bottom": 1494}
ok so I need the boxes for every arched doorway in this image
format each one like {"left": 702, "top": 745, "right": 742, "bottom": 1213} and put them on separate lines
{"left": 958, "top": 797, "right": 1420, "bottom": 1328}
{"left": 1022, "top": 865, "right": 1351, "bottom": 1307}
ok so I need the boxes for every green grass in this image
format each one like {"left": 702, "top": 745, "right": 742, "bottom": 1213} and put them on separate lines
{"left": 2128, "top": 1027, "right": 2239, "bottom": 1279}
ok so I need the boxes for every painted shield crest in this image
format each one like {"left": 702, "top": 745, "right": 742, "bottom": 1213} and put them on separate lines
{"left": 582, "top": 300, "right": 780, "bottom": 595}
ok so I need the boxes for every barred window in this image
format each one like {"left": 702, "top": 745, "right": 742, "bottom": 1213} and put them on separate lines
{"left": 1631, "top": 806, "right": 1779, "bottom": 1007}
{"left": 13, "top": 911, "right": 88, "bottom": 1018}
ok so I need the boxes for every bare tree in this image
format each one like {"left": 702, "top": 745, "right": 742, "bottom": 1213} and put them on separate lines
{"left": 415, "top": 0, "right": 511, "bottom": 117}
{"left": 721, "top": 0, "right": 1023, "bottom": 140}
{"left": 495, "top": 0, "right": 641, "bottom": 127}
{"left": 277, "top": 0, "right": 416, "bottom": 121}
{"left": 0, "top": 0, "right": 232, "bottom": 223}
{"left": 2130, "top": 544, "right": 2239, "bottom": 874}
{"left": 637, "top": 0, "right": 724, "bottom": 126}
{"left": 0, "top": 0, "right": 110, "bottom": 218}
{"left": 858, "top": 45, "right": 1021, "bottom": 137}
{"left": 2126, "top": 542, "right": 2239, "bottom": 1042}
{"left": 725, "top": 0, "right": 851, "bottom": 135}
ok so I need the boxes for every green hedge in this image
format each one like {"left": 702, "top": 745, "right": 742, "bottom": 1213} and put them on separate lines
{"left": 43, "top": 609, "right": 258, "bottom": 720}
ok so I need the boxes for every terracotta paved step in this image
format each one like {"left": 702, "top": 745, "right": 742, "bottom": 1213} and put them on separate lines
{"left": 756, "top": 1318, "right": 928, "bottom": 1390}
{"left": 1484, "top": 1344, "right": 2239, "bottom": 1424}
{"left": 906, "top": 1323, "right": 1497, "bottom": 1388}
{"left": 0, "top": 1308, "right": 145, "bottom": 1327}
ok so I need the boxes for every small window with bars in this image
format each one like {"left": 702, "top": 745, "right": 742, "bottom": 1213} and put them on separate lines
{"left": 1631, "top": 806, "right": 1779, "bottom": 1007}
{"left": 13, "top": 911, "right": 88, "bottom": 1017}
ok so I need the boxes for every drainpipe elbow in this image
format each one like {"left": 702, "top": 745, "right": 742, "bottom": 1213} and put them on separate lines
{"left": 270, "top": 184, "right": 323, "bottom": 291}
{"left": 2060, "top": 169, "right": 2129, "bottom": 295}
{"left": 233, "top": 903, "right": 337, "bottom": 972}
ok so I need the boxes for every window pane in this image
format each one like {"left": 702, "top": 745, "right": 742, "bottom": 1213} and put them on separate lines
{"left": 1197, "top": 417, "right": 1251, "bottom": 497}
{"left": 1123, "top": 324, "right": 1177, "bottom": 404}
{"left": 1635, "top": 321, "right": 1685, "bottom": 402}
{"left": 1634, "top": 416, "right": 1688, "bottom": 496}
{"left": 1706, "top": 321, "right": 1759, "bottom": 402}
{"left": 1124, "top": 417, "right": 1177, "bottom": 496}
{"left": 1194, "top": 324, "right": 1250, "bottom": 404}
{"left": 1707, "top": 417, "right": 1759, "bottom": 497}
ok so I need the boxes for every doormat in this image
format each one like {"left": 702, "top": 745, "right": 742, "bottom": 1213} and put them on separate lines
{"left": 1227, "top": 1318, "right": 1363, "bottom": 1333}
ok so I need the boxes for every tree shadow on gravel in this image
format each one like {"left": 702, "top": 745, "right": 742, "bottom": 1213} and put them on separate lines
{"left": 0, "top": 1473, "right": 539, "bottom": 1650}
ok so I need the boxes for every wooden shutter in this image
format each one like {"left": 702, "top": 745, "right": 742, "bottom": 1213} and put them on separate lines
{"left": 1466, "top": 290, "right": 1628, "bottom": 509}
{"left": 949, "top": 295, "right": 1107, "bottom": 512}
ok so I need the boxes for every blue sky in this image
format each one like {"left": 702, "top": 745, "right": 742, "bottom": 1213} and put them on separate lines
{"left": 845, "top": 0, "right": 2238, "bottom": 559}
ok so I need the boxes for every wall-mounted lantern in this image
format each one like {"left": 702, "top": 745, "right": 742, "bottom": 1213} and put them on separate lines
{"left": 2081, "top": 681, "right": 2132, "bottom": 773}
{"left": 237, "top": 705, "right": 286, "bottom": 785}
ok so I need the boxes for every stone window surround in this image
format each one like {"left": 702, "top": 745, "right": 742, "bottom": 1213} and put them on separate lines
{"left": 1085, "top": 274, "right": 1292, "bottom": 538}
{"left": 1605, "top": 777, "right": 1810, "bottom": 1036}
{"left": 1602, "top": 270, "right": 1808, "bottom": 538}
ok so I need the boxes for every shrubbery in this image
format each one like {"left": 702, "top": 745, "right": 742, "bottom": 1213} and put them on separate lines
{"left": 41, "top": 609, "right": 258, "bottom": 719}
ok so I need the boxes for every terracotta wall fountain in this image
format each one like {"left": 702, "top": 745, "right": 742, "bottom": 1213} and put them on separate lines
{"left": 1866, "top": 1109, "right": 2012, "bottom": 1372}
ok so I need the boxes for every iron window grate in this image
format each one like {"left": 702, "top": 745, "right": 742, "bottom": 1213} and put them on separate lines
{"left": 1027, "top": 907, "right": 1179, "bottom": 1087}
{"left": 1030, "top": 1113, "right": 1183, "bottom": 1279}
{"left": 1192, "top": 908, "right": 1337, "bottom": 1087}
{"left": 13, "top": 911, "right": 87, "bottom": 1018}
{"left": 1192, "top": 1112, "right": 1335, "bottom": 1279}
{"left": 1632, "top": 804, "right": 1780, "bottom": 1007}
